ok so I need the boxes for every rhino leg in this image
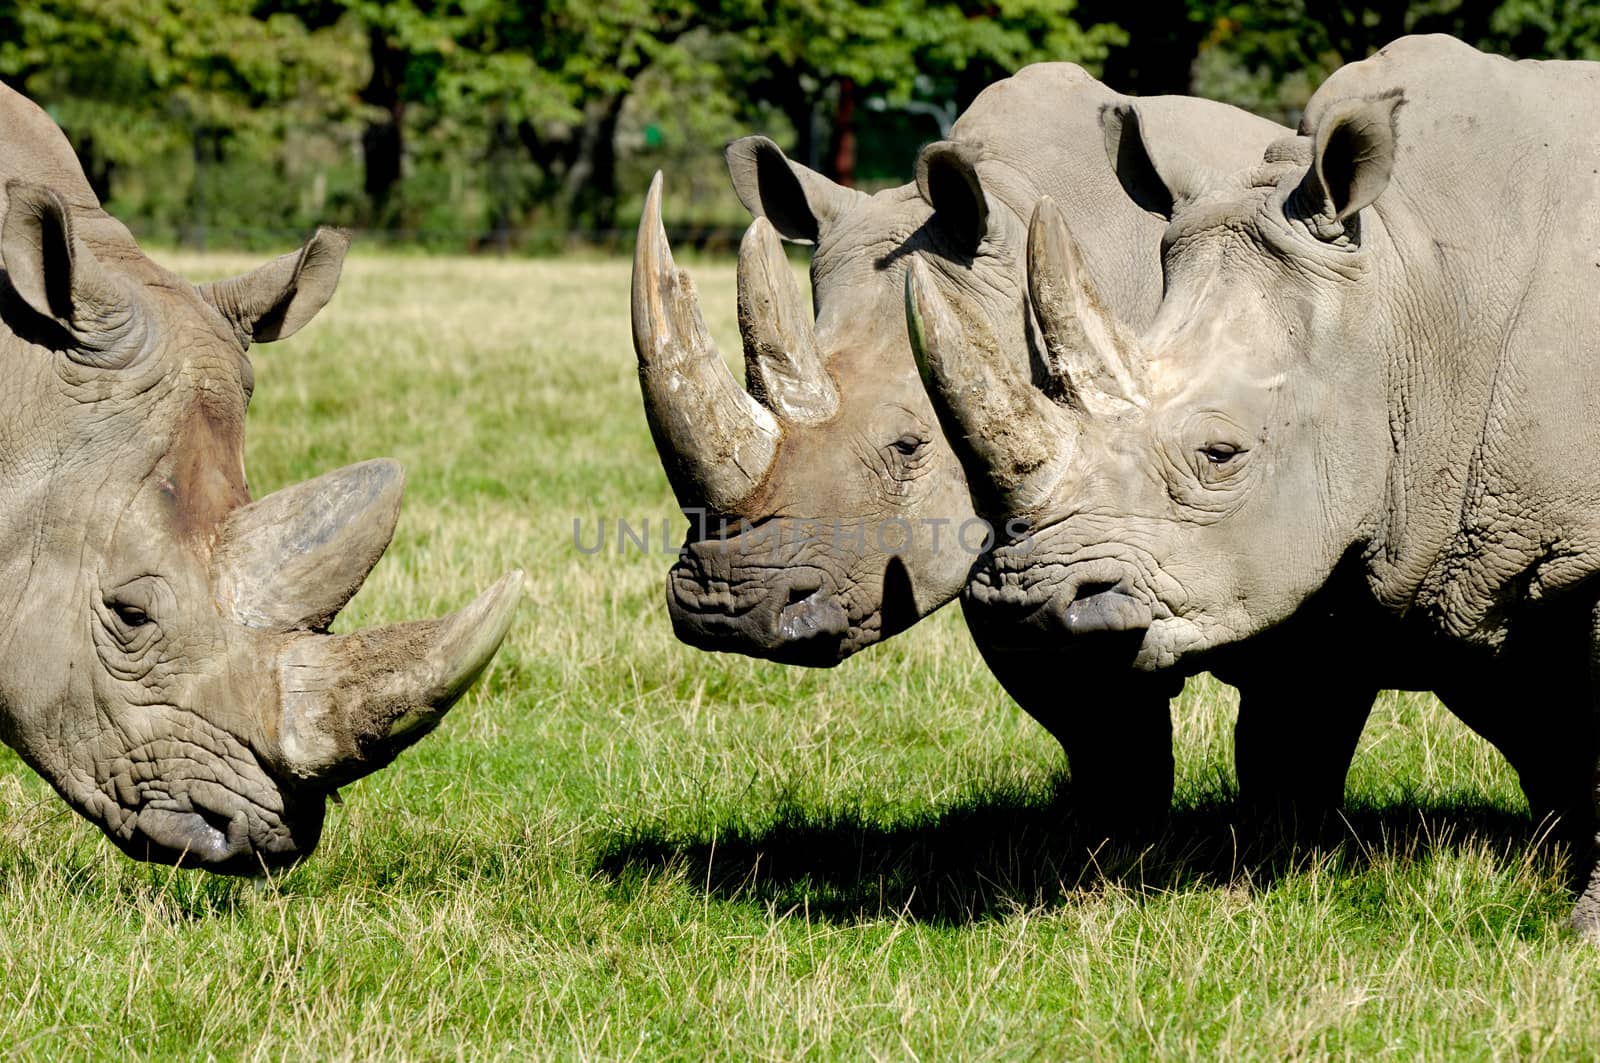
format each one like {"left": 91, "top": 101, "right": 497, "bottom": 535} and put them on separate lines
{"left": 1231, "top": 676, "right": 1375, "bottom": 827}
{"left": 1425, "top": 607, "right": 1598, "bottom": 937}
{"left": 1469, "top": 674, "right": 1598, "bottom": 939}
{"left": 1580, "top": 600, "right": 1600, "bottom": 940}
{"left": 967, "top": 623, "right": 1179, "bottom": 836}
{"left": 1436, "top": 669, "right": 1594, "bottom": 840}
{"left": 1571, "top": 600, "right": 1600, "bottom": 939}
{"left": 1052, "top": 679, "right": 1176, "bottom": 838}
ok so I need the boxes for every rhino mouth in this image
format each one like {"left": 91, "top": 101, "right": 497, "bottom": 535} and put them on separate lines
{"left": 73, "top": 715, "right": 328, "bottom": 875}
{"left": 965, "top": 552, "right": 1169, "bottom": 651}
{"left": 667, "top": 558, "right": 851, "bottom": 666}
{"left": 111, "top": 795, "right": 324, "bottom": 874}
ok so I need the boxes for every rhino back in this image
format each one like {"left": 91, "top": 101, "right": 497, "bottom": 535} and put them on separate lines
{"left": 1318, "top": 35, "right": 1600, "bottom": 638}
{"left": 952, "top": 63, "right": 1288, "bottom": 332}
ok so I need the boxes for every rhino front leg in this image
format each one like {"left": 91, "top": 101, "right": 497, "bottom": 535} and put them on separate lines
{"left": 962, "top": 603, "right": 1181, "bottom": 837}
{"left": 1567, "top": 600, "right": 1600, "bottom": 938}
{"left": 1050, "top": 676, "right": 1176, "bottom": 837}
{"left": 1232, "top": 677, "right": 1375, "bottom": 825}
{"left": 992, "top": 655, "right": 1177, "bottom": 834}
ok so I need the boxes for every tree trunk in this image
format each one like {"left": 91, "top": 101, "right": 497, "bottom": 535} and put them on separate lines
{"left": 361, "top": 27, "right": 406, "bottom": 224}
{"left": 779, "top": 83, "right": 818, "bottom": 171}
{"left": 829, "top": 78, "right": 856, "bottom": 187}
{"left": 74, "top": 134, "right": 113, "bottom": 204}
{"left": 557, "top": 93, "right": 627, "bottom": 234}
{"left": 1085, "top": 0, "right": 1209, "bottom": 95}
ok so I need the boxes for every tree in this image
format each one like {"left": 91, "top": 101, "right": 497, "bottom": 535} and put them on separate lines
{"left": 716, "top": 0, "right": 1123, "bottom": 185}
{"left": 0, "top": 0, "right": 363, "bottom": 208}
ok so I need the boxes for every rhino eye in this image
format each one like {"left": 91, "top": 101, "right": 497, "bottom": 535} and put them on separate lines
{"left": 112, "top": 601, "right": 150, "bottom": 627}
{"left": 1200, "top": 443, "right": 1244, "bottom": 464}
{"left": 103, "top": 577, "right": 164, "bottom": 630}
{"left": 891, "top": 434, "right": 926, "bottom": 457}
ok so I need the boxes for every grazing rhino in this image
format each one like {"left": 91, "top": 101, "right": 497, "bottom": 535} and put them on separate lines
{"left": 0, "top": 84, "right": 522, "bottom": 872}
{"left": 634, "top": 63, "right": 1298, "bottom": 824}
{"left": 909, "top": 33, "right": 1600, "bottom": 926}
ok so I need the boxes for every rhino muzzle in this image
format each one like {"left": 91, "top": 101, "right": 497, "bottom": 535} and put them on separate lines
{"left": 666, "top": 542, "right": 850, "bottom": 666}
{"left": 962, "top": 547, "right": 1158, "bottom": 659}
{"left": 107, "top": 789, "right": 323, "bottom": 875}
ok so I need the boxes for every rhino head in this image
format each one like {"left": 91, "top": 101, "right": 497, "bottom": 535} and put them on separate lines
{"left": 908, "top": 98, "right": 1403, "bottom": 672}
{"left": 633, "top": 138, "right": 1031, "bottom": 665}
{"left": 0, "top": 86, "right": 522, "bottom": 871}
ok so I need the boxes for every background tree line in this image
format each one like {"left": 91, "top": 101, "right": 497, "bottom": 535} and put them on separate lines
{"left": 2, "top": 0, "right": 1595, "bottom": 249}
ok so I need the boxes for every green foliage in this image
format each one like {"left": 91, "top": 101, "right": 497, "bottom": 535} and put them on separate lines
{"left": 0, "top": 0, "right": 1116, "bottom": 241}
{"left": 721, "top": 0, "right": 1121, "bottom": 99}
{"left": 0, "top": 0, "right": 365, "bottom": 163}
{"left": 8, "top": 1, "right": 1600, "bottom": 242}
{"left": 1188, "top": 0, "right": 1600, "bottom": 125}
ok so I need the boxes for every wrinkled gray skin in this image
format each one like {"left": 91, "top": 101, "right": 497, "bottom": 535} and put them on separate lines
{"left": 0, "top": 84, "right": 523, "bottom": 873}
{"left": 912, "top": 33, "right": 1600, "bottom": 929}
{"left": 635, "top": 63, "right": 1293, "bottom": 825}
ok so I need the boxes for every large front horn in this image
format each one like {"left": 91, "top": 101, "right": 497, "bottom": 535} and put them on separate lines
{"left": 1027, "top": 197, "right": 1147, "bottom": 415}
{"left": 271, "top": 571, "right": 524, "bottom": 786}
{"left": 633, "top": 171, "right": 780, "bottom": 514}
{"left": 212, "top": 460, "right": 523, "bottom": 786}
{"left": 737, "top": 216, "right": 836, "bottom": 424}
{"left": 905, "top": 258, "right": 1074, "bottom": 518}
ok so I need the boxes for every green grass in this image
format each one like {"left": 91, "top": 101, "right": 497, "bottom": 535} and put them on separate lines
{"left": 0, "top": 250, "right": 1594, "bottom": 1059}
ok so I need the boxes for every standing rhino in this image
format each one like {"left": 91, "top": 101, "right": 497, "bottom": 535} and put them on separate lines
{"left": 634, "top": 63, "right": 1302, "bottom": 824}
{"left": 909, "top": 34, "right": 1600, "bottom": 926}
{"left": 0, "top": 84, "right": 522, "bottom": 872}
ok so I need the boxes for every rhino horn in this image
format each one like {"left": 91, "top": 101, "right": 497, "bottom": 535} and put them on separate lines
{"left": 737, "top": 216, "right": 837, "bottom": 424}
{"left": 270, "top": 570, "right": 524, "bottom": 786}
{"left": 213, "top": 459, "right": 405, "bottom": 633}
{"left": 633, "top": 171, "right": 780, "bottom": 514}
{"left": 1027, "top": 197, "right": 1149, "bottom": 415}
{"left": 905, "top": 258, "right": 1073, "bottom": 517}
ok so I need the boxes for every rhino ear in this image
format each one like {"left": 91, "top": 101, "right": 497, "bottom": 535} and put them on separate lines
{"left": 1, "top": 181, "right": 131, "bottom": 347}
{"left": 1295, "top": 92, "right": 1402, "bottom": 233}
{"left": 199, "top": 227, "right": 349, "bottom": 347}
{"left": 915, "top": 141, "right": 989, "bottom": 259}
{"left": 725, "top": 136, "right": 862, "bottom": 245}
{"left": 1102, "top": 104, "right": 1222, "bottom": 220}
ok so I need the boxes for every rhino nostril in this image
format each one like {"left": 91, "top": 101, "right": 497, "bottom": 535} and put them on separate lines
{"left": 1058, "top": 581, "right": 1153, "bottom": 636}
{"left": 786, "top": 576, "right": 823, "bottom": 604}
{"left": 191, "top": 803, "right": 239, "bottom": 844}
{"left": 1072, "top": 580, "right": 1121, "bottom": 602}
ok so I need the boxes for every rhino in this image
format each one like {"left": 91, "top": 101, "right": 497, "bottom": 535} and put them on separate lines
{"left": 908, "top": 33, "right": 1600, "bottom": 926}
{"left": 0, "top": 84, "right": 522, "bottom": 872}
{"left": 633, "top": 63, "right": 1306, "bottom": 824}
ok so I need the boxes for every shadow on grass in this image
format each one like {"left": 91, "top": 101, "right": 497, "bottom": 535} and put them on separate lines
{"left": 593, "top": 781, "right": 1564, "bottom": 925}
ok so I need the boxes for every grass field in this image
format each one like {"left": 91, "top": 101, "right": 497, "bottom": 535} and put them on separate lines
{"left": 2, "top": 249, "right": 1596, "bottom": 1059}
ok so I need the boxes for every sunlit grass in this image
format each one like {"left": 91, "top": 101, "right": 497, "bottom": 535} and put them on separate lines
{"left": 0, "top": 250, "right": 1591, "bottom": 1058}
